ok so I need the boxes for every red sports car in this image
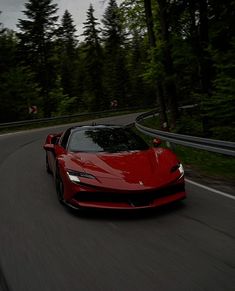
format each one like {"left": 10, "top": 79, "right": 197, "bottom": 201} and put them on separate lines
{"left": 43, "top": 125, "right": 186, "bottom": 210}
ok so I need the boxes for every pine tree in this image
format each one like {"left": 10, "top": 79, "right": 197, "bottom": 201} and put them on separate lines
{"left": 0, "top": 11, "right": 5, "bottom": 34}
{"left": 57, "top": 9, "right": 78, "bottom": 98}
{"left": 102, "top": 0, "right": 124, "bottom": 49}
{"left": 59, "top": 10, "right": 77, "bottom": 57}
{"left": 17, "top": 0, "right": 59, "bottom": 117}
{"left": 83, "top": 5, "right": 100, "bottom": 48}
{"left": 0, "top": 29, "right": 41, "bottom": 122}
{"left": 102, "top": 0, "right": 128, "bottom": 107}
{"left": 82, "top": 4, "right": 103, "bottom": 110}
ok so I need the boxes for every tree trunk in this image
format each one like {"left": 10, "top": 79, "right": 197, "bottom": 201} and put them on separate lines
{"left": 198, "top": 0, "right": 212, "bottom": 96}
{"left": 143, "top": 0, "right": 156, "bottom": 48}
{"left": 157, "top": 0, "right": 178, "bottom": 128}
{"left": 198, "top": 0, "right": 213, "bottom": 135}
{"left": 143, "top": 0, "right": 168, "bottom": 126}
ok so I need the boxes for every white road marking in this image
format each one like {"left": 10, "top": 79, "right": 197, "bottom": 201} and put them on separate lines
{"left": 186, "top": 178, "right": 235, "bottom": 200}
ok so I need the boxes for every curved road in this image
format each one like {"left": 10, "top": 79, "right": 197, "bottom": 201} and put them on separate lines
{"left": 0, "top": 113, "right": 234, "bottom": 291}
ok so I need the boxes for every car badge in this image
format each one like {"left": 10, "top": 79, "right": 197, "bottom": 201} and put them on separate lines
{"left": 139, "top": 181, "right": 144, "bottom": 185}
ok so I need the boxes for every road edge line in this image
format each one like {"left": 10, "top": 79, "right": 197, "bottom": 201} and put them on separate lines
{"left": 185, "top": 178, "right": 235, "bottom": 200}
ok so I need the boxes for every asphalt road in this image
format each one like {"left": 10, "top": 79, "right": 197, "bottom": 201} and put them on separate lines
{"left": 0, "top": 113, "right": 234, "bottom": 291}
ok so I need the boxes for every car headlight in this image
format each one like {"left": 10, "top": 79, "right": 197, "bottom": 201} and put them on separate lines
{"left": 66, "top": 170, "right": 96, "bottom": 183}
{"left": 171, "top": 163, "right": 184, "bottom": 177}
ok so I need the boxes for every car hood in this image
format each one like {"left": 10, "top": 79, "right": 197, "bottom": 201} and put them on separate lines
{"left": 68, "top": 148, "right": 180, "bottom": 190}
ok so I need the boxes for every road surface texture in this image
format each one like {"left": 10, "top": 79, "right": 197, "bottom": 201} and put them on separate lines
{"left": 0, "top": 113, "right": 234, "bottom": 291}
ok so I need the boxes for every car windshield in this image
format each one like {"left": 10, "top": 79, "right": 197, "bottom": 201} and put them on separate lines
{"left": 68, "top": 127, "right": 149, "bottom": 153}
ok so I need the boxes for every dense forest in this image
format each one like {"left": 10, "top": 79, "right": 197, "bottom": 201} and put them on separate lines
{"left": 0, "top": 0, "right": 234, "bottom": 138}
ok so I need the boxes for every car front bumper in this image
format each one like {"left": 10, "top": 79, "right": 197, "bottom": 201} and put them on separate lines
{"left": 65, "top": 177, "right": 186, "bottom": 210}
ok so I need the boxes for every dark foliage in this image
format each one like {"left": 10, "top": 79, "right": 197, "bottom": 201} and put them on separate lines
{"left": 0, "top": 1, "right": 234, "bottom": 140}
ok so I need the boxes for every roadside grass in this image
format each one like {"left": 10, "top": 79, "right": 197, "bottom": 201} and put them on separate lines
{"left": 138, "top": 116, "right": 235, "bottom": 183}
{"left": 172, "top": 145, "right": 235, "bottom": 181}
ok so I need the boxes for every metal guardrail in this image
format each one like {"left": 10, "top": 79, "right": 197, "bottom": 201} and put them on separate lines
{"left": 2, "top": 105, "right": 234, "bottom": 156}
{"left": 0, "top": 104, "right": 195, "bottom": 130}
{"left": 135, "top": 111, "right": 235, "bottom": 156}
{"left": 0, "top": 107, "right": 143, "bottom": 130}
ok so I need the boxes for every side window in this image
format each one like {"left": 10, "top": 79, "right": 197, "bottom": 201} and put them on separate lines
{"left": 60, "top": 129, "right": 71, "bottom": 149}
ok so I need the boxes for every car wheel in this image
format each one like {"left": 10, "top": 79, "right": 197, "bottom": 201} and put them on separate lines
{"left": 46, "top": 154, "right": 52, "bottom": 174}
{"left": 55, "top": 168, "right": 64, "bottom": 204}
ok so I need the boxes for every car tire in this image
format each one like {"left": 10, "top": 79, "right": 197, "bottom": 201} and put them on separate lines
{"left": 46, "top": 154, "right": 52, "bottom": 174}
{"left": 55, "top": 168, "right": 64, "bottom": 204}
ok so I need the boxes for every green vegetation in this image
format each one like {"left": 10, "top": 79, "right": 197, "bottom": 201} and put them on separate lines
{"left": 173, "top": 145, "right": 235, "bottom": 182}
{"left": 0, "top": 0, "right": 234, "bottom": 142}
{"left": 140, "top": 115, "right": 235, "bottom": 183}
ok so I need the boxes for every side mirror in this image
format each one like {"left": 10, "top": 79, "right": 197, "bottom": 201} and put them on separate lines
{"left": 153, "top": 138, "right": 161, "bottom": 147}
{"left": 43, "top": 144, "right": 55, "bottom": 152}
{"left": 51, "top": 136, "right": 59, "bottom": 144}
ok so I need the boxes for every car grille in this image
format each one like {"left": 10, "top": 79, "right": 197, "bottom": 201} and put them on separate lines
{"left": 74, "top": 183, "right": 185, "bottom": 207}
